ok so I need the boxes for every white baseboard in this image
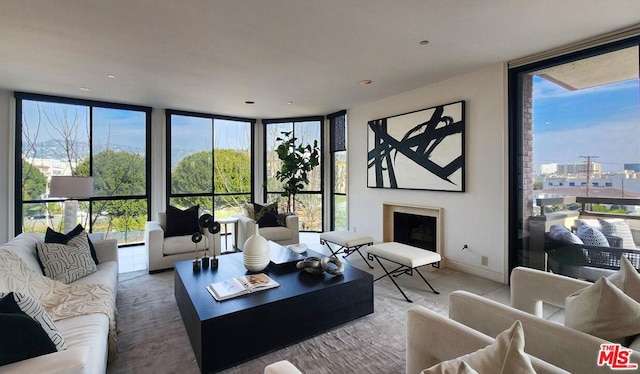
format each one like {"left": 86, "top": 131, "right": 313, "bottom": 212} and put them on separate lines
{"left": 445, "top": 259, "right": 505, "bottom": 284}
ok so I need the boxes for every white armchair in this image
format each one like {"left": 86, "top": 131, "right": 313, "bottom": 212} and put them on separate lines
{"left": 145, "top": 211, "right": 221, "bottom": 273}
{"left": 236, "top": 204, "right": 299, "bottom": 250}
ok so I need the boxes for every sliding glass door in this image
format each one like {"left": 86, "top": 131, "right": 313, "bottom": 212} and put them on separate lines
{"left": 508, "top": 37, "right": 640, "bottom": 271}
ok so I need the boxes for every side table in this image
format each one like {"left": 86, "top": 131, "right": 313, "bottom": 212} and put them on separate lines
{"left": 218, "top": 216, "right": 239, "bottom": 252}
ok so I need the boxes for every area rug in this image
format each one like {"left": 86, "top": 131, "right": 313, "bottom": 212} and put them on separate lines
{"left": 107, "top": 269, "right": 448, "bottom": 374}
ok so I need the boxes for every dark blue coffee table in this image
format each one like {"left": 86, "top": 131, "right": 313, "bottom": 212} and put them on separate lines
{"left": 174, "top": 250, "right": 373, "bottom": 373}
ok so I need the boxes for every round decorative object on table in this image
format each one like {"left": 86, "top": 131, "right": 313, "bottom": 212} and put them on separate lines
{"left": 198, "top": 214, "right": 213, "bottom": 229}
{"left": 321, "top": 256, "right": 344, "bottom": 275}
{"left": 191, "top": 232, "right": 203, "bottom": 272}
{"left": 243, "top": 222, "right": 270, "bottom": 272}
{"left": 296, "top": 256, "right": 344, "bottom": 275}
{"left": 286, "top": 243, "right": 308, "bottom": 254}
{"left": 296, "top": 256, "right": 324, "bottom": 274}
{"left": 209, "top": 221, "right": 221, "bottom": 234}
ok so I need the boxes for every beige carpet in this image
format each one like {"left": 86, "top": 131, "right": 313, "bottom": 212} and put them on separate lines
{"left": 107, "top": 269, "right": 449, "bottom": 374}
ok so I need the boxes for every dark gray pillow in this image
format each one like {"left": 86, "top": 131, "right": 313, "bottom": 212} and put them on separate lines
{"left": 548, "top": 224, "right": 583, "bottom": 244}
{"left": 0, "top": 313, "right": 57, "bottom": 365}
{"left": 165, "top": 205, "right": 200, "bottom": 237}
{"left": 253, "top": 203, "right": 280, "bottom": 228}
{"left": 0, "top": 292, "right": 66, "bottom": 352}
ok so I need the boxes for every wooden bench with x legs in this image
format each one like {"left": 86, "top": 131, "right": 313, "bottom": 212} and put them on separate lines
{"left": 319, "top": 230, "right": 374, "bottom": 269}
{"left": 367, "top": 242, "right": 441, "bottom": 303}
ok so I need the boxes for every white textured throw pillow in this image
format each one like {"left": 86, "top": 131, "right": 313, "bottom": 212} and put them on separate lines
{"left": 422, "top": 320, "right": 536, "bottom": 374}
{"left": 598, "top": 218, "right": 635, "bottom": 249}
{"left": 37, "top": 230, "right": 97, "bottom": 284}
{"left": 565, "top": 277, "right": 640, "bottom": 345}
{"left": 576, "top": 225, "right": 609, "bottom": 247}
{"left": 575, "top": 218, "right": 601, "bottom": 230}
{"left": 0, "top": 291, "right": 67, "bottom": 351}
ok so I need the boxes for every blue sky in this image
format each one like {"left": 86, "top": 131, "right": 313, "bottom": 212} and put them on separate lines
{"left": 533, "top": 75, "right": 639, "bottom": 173}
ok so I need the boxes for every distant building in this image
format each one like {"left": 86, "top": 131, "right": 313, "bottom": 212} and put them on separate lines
{"left": 624, "top": 163, "right": 640, "bottom": 172}
{"left": 540, "top": 163, "right": 557, "bottom": 175}
{"left": 556, "top": 162, "right": 601, "bottom": 177}
{"left": 28, "top": 158, "right": 75, "bottom": 180}
{"left": 542, "top": 174, "right": 640, "bottom": 196}
{"left": 540, "top": 162, "right": 602, "bottom": 176}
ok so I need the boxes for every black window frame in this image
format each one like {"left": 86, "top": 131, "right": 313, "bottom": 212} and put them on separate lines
{"left": 14, "top": 92, "right": 152, "bottom": 240}
{"left": 262, "top": 116, "right": 325, "bottom": 232}
{"left": 165, "top": 109, "right": 256, "bottom": 215}
{"left": 328, "top": 110, "right": 347, "bottom": 231}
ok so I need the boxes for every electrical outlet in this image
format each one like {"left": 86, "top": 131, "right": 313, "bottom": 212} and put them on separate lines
{"left": 481, "top": 256, "right": 488, "bottom": 266}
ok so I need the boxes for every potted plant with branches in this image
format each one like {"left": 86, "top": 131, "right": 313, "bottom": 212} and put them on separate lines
{"left": 274, "top": 131, "right": 320, "bottom": 213}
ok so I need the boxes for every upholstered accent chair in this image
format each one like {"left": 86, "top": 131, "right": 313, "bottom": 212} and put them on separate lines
{"left": 236, "top": 203, "right": 299, "bottom": 250}
{"left": 145, "top": 209, "right": 220, "bottom": 273}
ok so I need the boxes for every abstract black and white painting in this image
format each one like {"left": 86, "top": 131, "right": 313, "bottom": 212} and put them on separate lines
{"left": 367, "top": 100, "right": 465, "bottom": 192}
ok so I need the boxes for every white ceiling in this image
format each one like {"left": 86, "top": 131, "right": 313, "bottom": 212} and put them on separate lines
{"left": 1, "top": 0, "right": 639, "bottom": 118}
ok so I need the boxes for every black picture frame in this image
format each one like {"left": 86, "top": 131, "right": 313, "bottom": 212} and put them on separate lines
{"left": 367, "top": 100, "right": 465, "bottom": 192}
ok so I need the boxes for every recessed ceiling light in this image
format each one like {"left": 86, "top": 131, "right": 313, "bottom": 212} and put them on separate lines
{"left": 359, "top": 80, "right": 373, "bottom": 86}
{"left": 80, "top": 87, "right": 90, "bottom": 91}
{"left": 107, "top": 74, "right": 116, "bottom": 79}
{"left": 419, "top": 40, "right": 430, "bottom": 45}
{"left": 287, "top": 101, "right": 293, "bottom": 105}
{"left": 245, "top": 101, "right": 255, "bottom": 105}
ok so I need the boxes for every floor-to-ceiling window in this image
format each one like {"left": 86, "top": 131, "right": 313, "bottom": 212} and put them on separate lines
{"left": 508, "top": 34, "right": 640, "bottom": 272}
{"left": 166, "top": 110, "right": 254, "bottom": 219}
{"left": 263, "top": 117, "right": 324, "bottom": 232}
{"left": 328, "top": 110, "right": 347, "bottom": 231}
{"left": 16, "top": 93, "right": 151, "bottom": 245}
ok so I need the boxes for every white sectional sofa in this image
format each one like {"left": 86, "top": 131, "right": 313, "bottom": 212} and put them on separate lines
{"left": 267, "top": 266, "right": 640, "bottom": 373}
{"left": 0, "top": 232, "right": 118, "bottom": 374}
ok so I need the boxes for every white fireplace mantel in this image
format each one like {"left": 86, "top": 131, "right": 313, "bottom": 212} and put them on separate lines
{"left": 382, "top": 202, "right": 445, "bottom": 266}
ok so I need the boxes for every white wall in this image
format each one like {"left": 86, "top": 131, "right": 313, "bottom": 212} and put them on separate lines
{"left": 347, "top": 63, "right": 508, "bottom": 283}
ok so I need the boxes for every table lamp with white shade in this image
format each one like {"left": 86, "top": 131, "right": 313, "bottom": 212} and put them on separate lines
{"left": 49, "top": 176, "right": 94, "bottom": 234}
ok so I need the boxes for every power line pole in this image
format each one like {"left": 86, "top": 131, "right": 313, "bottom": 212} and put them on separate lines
{"left": 579, "top": 155, "right": 599, "bottom": 196}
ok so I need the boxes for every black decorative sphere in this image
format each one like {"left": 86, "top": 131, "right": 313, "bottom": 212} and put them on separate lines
{"left": 191, "top": 232, "right": 202, "bottom": 243}
{"left": 198, "top": 214, "right": 213, "bottom": 229}
{"left": 208, "top": 221, "right": 221, "bottom": 234}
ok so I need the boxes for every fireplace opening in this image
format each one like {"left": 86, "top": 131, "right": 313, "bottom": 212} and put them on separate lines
{"left": 393, "top": 212, "right": 436, "bottom": 252}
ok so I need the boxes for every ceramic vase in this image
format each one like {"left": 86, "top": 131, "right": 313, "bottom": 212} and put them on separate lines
{"left": 243, "top": 222, "right": 270, "bottom": 272}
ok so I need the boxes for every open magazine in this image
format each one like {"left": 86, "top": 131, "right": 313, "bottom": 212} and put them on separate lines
{"left": 206, "top": 273, "right": 280, "bottom": 301}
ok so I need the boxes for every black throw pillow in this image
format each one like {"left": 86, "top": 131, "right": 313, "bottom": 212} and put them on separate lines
{"left": 45, "top": 224, "right": 99, "bottom": 265}
{"left": 0, "top": 292, "right": 66, "bottom": 354}
{"left": 253, "top": 203, "right": 280, "bottom": 228}
{"left": 0, "top": 313, "right": 57, "bottom": 365}
{"left": 165, "top": 205, "right": 200, "bottom": 237}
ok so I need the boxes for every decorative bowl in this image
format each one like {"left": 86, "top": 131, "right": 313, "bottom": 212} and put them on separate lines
{"left": 287, "top": 243, "right": 308, "bottom": 254}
